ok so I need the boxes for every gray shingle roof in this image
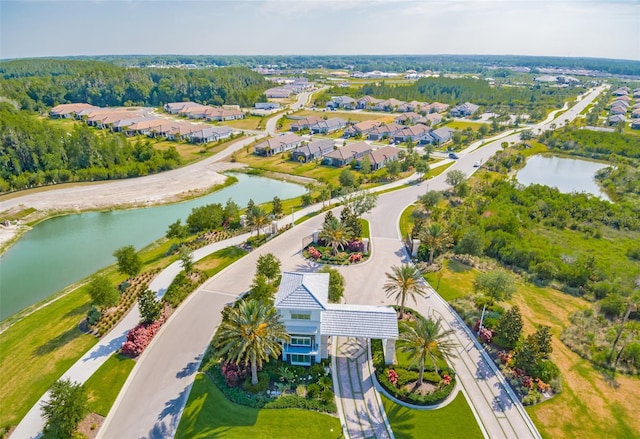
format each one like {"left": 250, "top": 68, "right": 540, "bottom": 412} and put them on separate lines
{"left": 321, "top": 304, "right": 398, "bottom": 339}
{"left": 275, "top": 272, "right": 328, "bottom": 310}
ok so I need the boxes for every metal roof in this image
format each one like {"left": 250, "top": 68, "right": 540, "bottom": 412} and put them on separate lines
{"left": 321, "top": 304, "right": 398, "bottom": 339}
{"left": 275, "top": 272, "right": 328, "bottom": 310}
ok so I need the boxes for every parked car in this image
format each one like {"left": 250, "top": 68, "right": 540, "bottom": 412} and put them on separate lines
{"left": 449, "top": 152, "right": 459, "bottom": 159}
{"left": 473, "top": 160, "right": 481, "bottom": 167}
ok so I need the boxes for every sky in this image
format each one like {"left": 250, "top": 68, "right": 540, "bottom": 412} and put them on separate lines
{"left": 1, "top": 0, "right": 639, "bottom": 61}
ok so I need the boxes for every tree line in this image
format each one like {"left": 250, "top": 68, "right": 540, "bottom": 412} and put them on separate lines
{"left": 0, "top": 59, "right": 270, "bottom": 111}
{"left": 0, "top": 104, "right": 180, "bottom": 192}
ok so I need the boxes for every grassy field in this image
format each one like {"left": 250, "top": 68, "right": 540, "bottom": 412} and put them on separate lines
{"left": 84, "top": 354, "right": 135, "bottom": 416}
{"left": 194, "top": 246, "right": 248, "bottom": 277}
{"left": 175, "top": 373, "right": 343, "bottom": 439}
{"left": 223, "top": 115, "right": 265, "bottom": 130}
{"left": 0, "top": 285, "right": 97, "bottom": 428}
{"left": 382, "top": 393, "right": 484, "bottom": 439}
{"left": 444, "top": 121, "right": 487, "bottom": 131}
{"left": 428, "top": 258, "right": 640, "bottom": 439}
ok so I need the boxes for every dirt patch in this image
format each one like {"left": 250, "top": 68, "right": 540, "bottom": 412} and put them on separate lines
{"left": 77, "top": 412, "right": 104, "bottom": 439}
{"left": 403, "top": 381, "right": 437, "bottom": 396}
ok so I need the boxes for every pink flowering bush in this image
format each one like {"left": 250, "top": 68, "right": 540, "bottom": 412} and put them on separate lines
{"left": 308, "top": 246, "right": 322, "bottom": 260}
{"left": 349, "top": 253, "right": 363, "bottom": 263}
{"left": 121, "top": 320, "right": 163, "bottom": 357}
{"left": 441, "top": 374, "right": 452, "bottom": 386}
{"left": 221, "top": 362, "right": 249, "bottom": 387}
{"left": 387, "top": 369, "right": 399, "bottom": 387}
{"left": 479, "top": 327, "right": 493, "bottom": 344}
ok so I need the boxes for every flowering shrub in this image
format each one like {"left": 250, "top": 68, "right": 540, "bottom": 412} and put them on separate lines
{"left": 349, "top": 253, "right": 363, "bottom": 263}
{"left": 221, "top": 362, "right": 249, "bottom": 387}
{"left": 347, "top": 240, "right": 364, "bottom": 253}
{"left": 307, "top": 246, "right": 322, "bottom": 259}
{"left": 440, "top": 374, "right": 452, "bottom": 386}
{"left": 498, "top": 351, "right": 512, "bottom": 365}
{"left": 387, "top": 369, "right": 399, "bottom": 387}
{"left": 479, "top": 327, "right": 493, "bottom": 344}
{"left": 121, "top": 320, "right": 163, "bottom": 357}
{"left": 521, "top": 375, "right": 533, "bottom": 390}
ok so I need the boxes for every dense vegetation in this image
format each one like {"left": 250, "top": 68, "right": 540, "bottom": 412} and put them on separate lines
{"left": 56, "top": 54, "right": 640, "bottom": 76}
{"left": 0, "top": 59, "right": 270, "bottom": 110}
{"left": 0, "top": 104, "right": 181, "bottom": 192}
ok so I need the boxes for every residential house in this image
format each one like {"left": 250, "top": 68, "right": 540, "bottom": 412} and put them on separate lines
{"left": 364, "top": 146, "right": 401, "bottom": 170}
{"left": 430, "top": 127, "right": 455, "bottom": 144}
{"left": 291, "top": 139, "right": 335, "bottom": 162}
{"left": 397, "top": 101, "right": 427, "bottom": 113}
{"left": 356, "top": 96, "right": 383, "bottom": 110}
{"left": 631, "top": 109, "right": 640, "bottom": 119}
{"left": 631, "top": 120, "right": 640, "bottom": 130}
{"left": 608, "top": 114, "right": 626, "bottom": 125}
{"left": 610, "top": 105, "right": 627, "bottom": 115}
{"left": 613, "top": 95, "right": 631, "bottom": 103}
{"left": 367, "top": 123, "right": 403, "bottom": 141}
{"left": 324, "top": 142, "right": 372, "bottom": 167}
{"left": 393, "top": 124, "right": 431, "bottom": 143}
{"left": 189, "top": 126, "right": 233, "bottom": 143}
{"left": 372, "top": 98, "right": 404, "bottom": 112}
{"left": 50, "top": 103, "right": 99, "bottom": 119}
{"left": 255, "top": 102, "right": 280, "bottom": 110}
{"left": 275, "top": 272, "right": 398, "bottom": 366}
{"left": 343, "top": 120, "right": 381, "bottom": 138}
{"left": 326, "top": 96, "right": 356, "bottom": 110}
{"left": 205, "top": 108, "right": 245, "bottom": 121}
{"left": 166, "top": 123, "right": 204, "bottom": 141}
{"left": 254, "top": 133, "right": 303, "bottom": 156}
{"left": 425, "top": 112, "right": 443, "bottom": 126}
{"left": 395, "top": 112, "right": 422, "bottom": 125}
{"left": 425, "top": 102, "right": 450, "bottom": 113}
{"left": 309, "top": 118, "right": 347, "bottom": 134}
{"left": 290, "top": 117, "right": 324, "bottom": 132}
{"left": 125, "top": 118, "right": 169, "bottom": 136}
{"left": 610, "top": 100, "right": 630, "bottom": 108}
{"left": 112, "top": 116, "right": 158, "bottom": 133}
{"left": 612, "top": 88, "right": 629, "bottom": 96}
{"left": 265, "top": 87, "right": 293, "bottom": 98}
{"left": 450, "top": 102, "right": 480, "bottom": 117}
{"left": 164, "top": 102, "right": 200, "bottom": 114}
{"left": 181, "top": 105, "right": 211, "bottom": 119}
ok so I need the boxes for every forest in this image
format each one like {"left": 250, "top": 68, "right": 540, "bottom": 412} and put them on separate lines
{"left": 0, "top": 104, "right": 181, "bottom": 192}
{"left": 74, "top": 54, "right": 640, "bottom": 77}
{"left": 0, "top": 59, "right": 270, "bottom": 111}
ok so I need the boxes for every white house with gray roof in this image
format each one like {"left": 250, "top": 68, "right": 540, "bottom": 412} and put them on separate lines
{"left": 275, "top": 272, "right": 398, "bottom": 366}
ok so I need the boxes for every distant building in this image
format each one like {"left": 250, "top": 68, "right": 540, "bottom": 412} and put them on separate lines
{"left": 254, "top": 133, "right": 303, "bottom": 156}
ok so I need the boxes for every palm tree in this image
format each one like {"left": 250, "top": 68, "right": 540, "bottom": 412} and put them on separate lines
{"left": 320, "top": 217, "right": 352, "bottom": 255}
{"left": 247, "top": 205, "right": 270, "bottom": 238}
{"left": 214, "top": 299, "right": 290, "bottom": 385}
{"left": 421, "top": 222, "right": 450, "bottom": 265}
{"left": 383, "top": 264, "right": 427, "bottom": 317}
{"left": 398, "top": 316, "right": 458, "bottom": 386}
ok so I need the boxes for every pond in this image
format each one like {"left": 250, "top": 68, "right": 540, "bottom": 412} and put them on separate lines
{"left": 516, "top": 155, "right": 611, "bottom": 201}
{"left": 0, "top": 174, "right": 306, "bottom": 321}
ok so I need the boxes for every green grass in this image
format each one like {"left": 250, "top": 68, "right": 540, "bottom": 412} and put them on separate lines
{"left": 428, "top": 161, "right": 454, "bottom": 178}
{"left": 0, "top": 286, "right": 97, "bottom": 428}
{"left": 424, "top": 260, "right": 478, "bottom": 302}
{"left": 194, "top": 246, "right": 248, "bottom": 277}
{"left": 359, "top": 218, "right": 370, "bottom": 239}
{"left": 382, "top": 392, "right": 483, "bottom": 439}
{"left": 444, "top": 121, "right": 486, "bottom": 131}
{"left": 399, "top": 204, "right": 414, "bottom": 238}
{"left": 176, "top": 373, "right": 343, "bottom": 439}
{"left": 84, "top": 354, "right": 135, "bottom": 416}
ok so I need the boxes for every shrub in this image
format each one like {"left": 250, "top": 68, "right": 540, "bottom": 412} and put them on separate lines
{"left": 387, "top": 369, "right": 399, "bottom": 387}
{"left": 242, "top": 371, "right": 270, "bottom": 394}
{"left": 349, "top": 252, "right": 363, "bottom": 263}
{"left": 296, "top": 385, "right": 308, "bottom": 398}
{"left": 347, "top": 240, "right": 364, "bottom": 253}
{"left": 395, "top": 368, "right": 419, "bottom": 386}
{"left": 307, "top": 246, "right": 322, "bottom": 259}
{"left": 307, "top": 383, "right": 321, "bottom": 399}
{"left": 221, "top": 362, "right": 249, "bottom": 387}
{"left": 320, "top": 389, "right": 335, "bottom": 404}
{"left": 86, "top": 306, "right": 102, "bottom": 325}
{"left": 479, "top": 327, "right": 493, "bottom": 343}
{"left": 522, "top": 390, "right": 543, "bottom": 406}
{"left": 120, "top": 320, "right": 163, "bottom": 357}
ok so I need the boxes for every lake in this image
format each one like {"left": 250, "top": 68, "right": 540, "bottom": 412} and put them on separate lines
{"left": 516, "top": 155, "right": 611, "bottom": 201}
{"left": 0, "top": 174, "right": 306, "bottom": 320}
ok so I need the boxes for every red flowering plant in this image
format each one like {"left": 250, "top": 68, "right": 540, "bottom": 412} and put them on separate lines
{"left": 349, "top": 253, "right": 363, "bottom": 263}
{"left": 478, "top": 327, "right": 493, "bottom": 344}
{"left": 387, "top": 369, "right": 399, "bottom": 387}
{"left": 307, "top": 246, "right": 322, "bottom": 260}
{"left": 441, "top": 374, "right": 452, "bottom": 386}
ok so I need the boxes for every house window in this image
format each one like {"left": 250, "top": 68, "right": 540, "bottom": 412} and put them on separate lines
{"left": 291, "top": 313, "right": 311, "bottom": 320}
{"left": 290, "top": 337, "right": 311, "bottom": 347}
{"left": 290, "top": 354, "right": 311, "bottom": 365}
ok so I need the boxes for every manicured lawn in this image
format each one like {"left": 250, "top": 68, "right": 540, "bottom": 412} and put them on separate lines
{"left": 175, "top": 373, "right": 343, "bottom": 439}
{"left": 382, "top": 392, "right": 483, "bottom": 439}
{"left": 424, "top": 259, "right": 479, "bottom": 302}
{"left": 359, "top": 218, "right": 370, "bottom": 239}
{"left": 444, "top": 121, "right": 486, "bottom": 131}
{"left": 223, "top": 115, "right": 264, "bottom": 130}
{"left": 195, "top": 246, "right": 248, "bottom": 277}
{"left": 428, "top": 161, "right": 454, "bottom": 178}
{"left": 0, "top": 287, "right": 97, "bottom": 428}
{"left": 399, "top": 205, "right": 414, "bottom": 238}
{"left": 84, "top": 354, "right": 135, "bottom": 416}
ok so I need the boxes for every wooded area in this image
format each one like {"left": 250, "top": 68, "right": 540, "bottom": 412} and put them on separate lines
{"left": 0, "top": 59, "right": 270, "bottom": 111}
{"left": 0, "top": 104, "right": 181, "bottom": 192}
